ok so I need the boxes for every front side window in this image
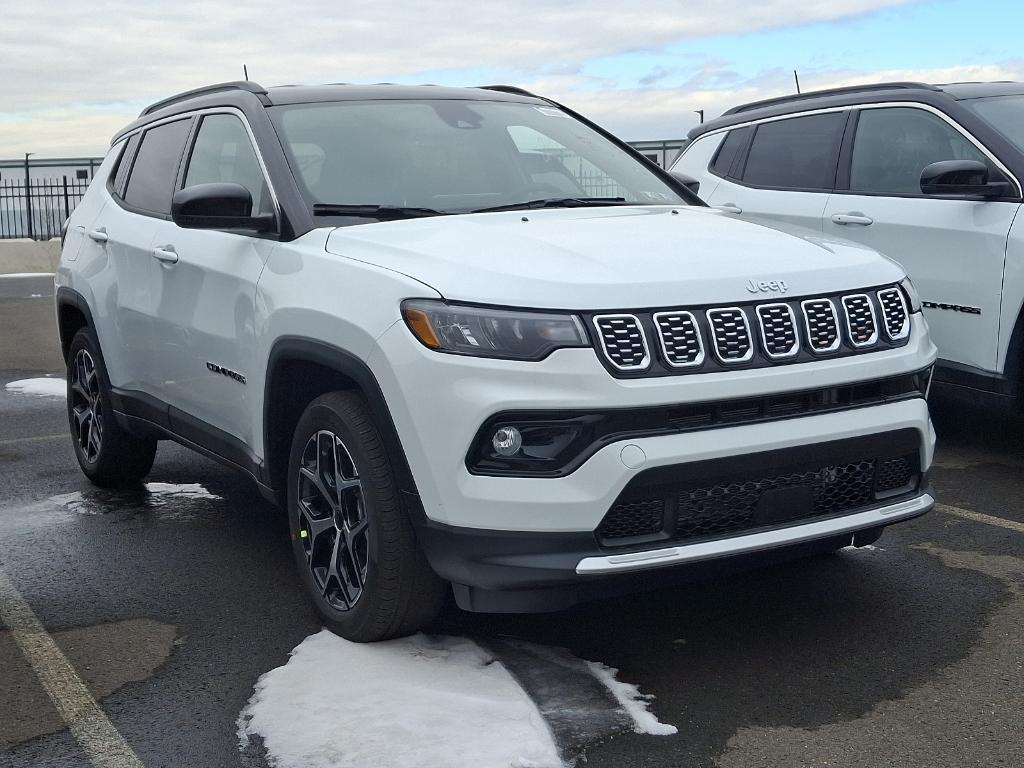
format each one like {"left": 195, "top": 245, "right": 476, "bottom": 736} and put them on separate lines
{"left": 183, "top": 114, "right": 271, "bottom": 214}
{"left": 741, "top": 113, "right": 845, "bottom": 190}
{"left": 123, "top": 118, "right": 192, "bottom": 214}
{"left": 849, "top": 107, "right": 987, "bottom": 195}
{"left": 269, "top": 99, "right": 687, "bottom": 219}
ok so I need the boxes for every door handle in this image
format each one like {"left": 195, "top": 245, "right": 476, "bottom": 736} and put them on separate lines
{"left": 717, "top": 203, "right": 743, "bottom": 214}
{"left": 831, "top": 213, "right": 873, "bottom": 226}
{"left": 87, "top": 228, "right": 108, "bottom": 243}
{"left": 152, "top": 246, "right": 179, "bottom": 264}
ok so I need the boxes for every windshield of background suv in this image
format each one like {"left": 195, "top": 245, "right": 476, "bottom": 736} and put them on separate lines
{"left": 964, "top": 95, "right": 1024, "bottom": 151}
{"left": 270, "top": 99, "right": 687, "bottom": 217}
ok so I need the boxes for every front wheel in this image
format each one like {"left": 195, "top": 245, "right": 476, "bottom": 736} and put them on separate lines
{"left": 287, "top": 391, "right": 445, "bottom": 641}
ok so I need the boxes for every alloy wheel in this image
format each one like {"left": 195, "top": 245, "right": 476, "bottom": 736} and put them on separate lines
{"left": 296, "top": 430, "right": 369, "bottom": 611}
{"left": 70, "top": 349, "right": 103, "bottom": 463}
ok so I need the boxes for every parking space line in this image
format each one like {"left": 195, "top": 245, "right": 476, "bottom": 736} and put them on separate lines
{"left": 0, "top": 567, "right": 144, "bottom": 768}
{"left": 0, "top": 433, "right": 65, "bottom": 447}
{"left": 937, "top": 503, "right": 1024, "bottom": 534}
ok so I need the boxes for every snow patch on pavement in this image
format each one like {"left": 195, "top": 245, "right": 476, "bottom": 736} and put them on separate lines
{"left": 0, "top": 272, "right": 55, "bottom": 278}
{"left": 143, "top": 482, "right": 220, "bottom": 501}
{"left": 6, "top": 377, "right": 66, "bottom": 398}
{"left": 585, "top": 661, "right": 678, "bottom": 736}
{"left": 238, "top": 631, "right": 563, "bottom": 768}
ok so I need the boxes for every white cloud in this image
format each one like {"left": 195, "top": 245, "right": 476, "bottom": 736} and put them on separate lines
{"left": 0, "top": 0, "right": 925, "bottom": 155}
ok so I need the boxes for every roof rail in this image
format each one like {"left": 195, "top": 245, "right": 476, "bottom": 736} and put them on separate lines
{"left": 723, "top": 81, "right": 940, "bottom": 116}
{"left": 478, "top": 84, "right": 543, "bottom": 99}
{"left": 140, "top": 81, "right": 268, "bottom": 117}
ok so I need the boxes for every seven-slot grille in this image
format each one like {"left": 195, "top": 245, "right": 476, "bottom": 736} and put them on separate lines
{"left": 756, "top": 303, "right": 800, "bottom": 358}
{"left": 589, "top": 285, "right": 910, "bottom": 375}
{"left": 653, "top": 311, "right": 704, "bottom": 367}
{"left": 592, "top": 314, "right": 650, "bottom": 370}
{"left": 706, "top": 307, "right": 753, "bottom": 363}
{"left": 842, "top": 294, "right": 879, "bottom": 347}
{"left": 876, "top": 287, "right": 910, "bottom": 340}
{"left": 801, "top": 299, "right": 841, "bottom": 353}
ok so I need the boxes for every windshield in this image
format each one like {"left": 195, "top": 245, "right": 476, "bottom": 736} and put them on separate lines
{"left": 964, "top": 94, "right": 1024, "bottom": 151}
{"left": 270, "top": 99, "right": 687, "bottom": 218}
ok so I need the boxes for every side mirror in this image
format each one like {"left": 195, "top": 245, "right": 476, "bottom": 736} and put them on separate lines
{"left": 920, "top": 160, "right": 1009, "bottom": 198}
{"left": 670, "top": 170, "right": 700, "bottom": 196}
{"left": 171, "top": 183, "right": 275, "bottom": 232}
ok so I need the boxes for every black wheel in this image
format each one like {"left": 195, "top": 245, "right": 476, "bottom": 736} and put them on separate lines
{"left": 67, "top": 329, "right": 157, "bottom": 486}
{"left": 287, "top": 391, "right": 446, "bottom": 642}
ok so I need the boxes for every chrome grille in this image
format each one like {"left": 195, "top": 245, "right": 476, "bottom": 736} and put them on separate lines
{"left": 706, "top": 308, "right": 753, "bottom": 363}
{"left": 593, "top": 314, "right": 650, "bottom": 370}
{"left": 876, "top": 288, "right": 910, "bottom": 340}
{"left": 842, "top": 294, "right": 879, "bottom": 347}
{"left": 653, "top": 311, "right": 704, "bottom": 367}
{"left": 756, "top": 303, "right": 799, "bottom": 359}
{"left": 801, "top": 299, "right": 841, "bottom": 353}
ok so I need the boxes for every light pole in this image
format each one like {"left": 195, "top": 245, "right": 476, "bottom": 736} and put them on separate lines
{"left": 694, "top": 109, "right": 704, "bottom": 124}
{"left": 24, "top": 152, "right": 34, "bottom": 240}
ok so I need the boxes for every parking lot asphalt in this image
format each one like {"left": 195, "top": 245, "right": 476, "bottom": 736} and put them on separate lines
{"left": 1, "top": 274, "right": 1022, "bottom": 768}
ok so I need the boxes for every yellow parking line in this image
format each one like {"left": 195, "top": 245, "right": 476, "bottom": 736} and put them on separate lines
{"left": 0, "top": 568, "right": 144, "bottom": 768}
{"left": 937, "top": 503, "right": 1024, "bottom": 534}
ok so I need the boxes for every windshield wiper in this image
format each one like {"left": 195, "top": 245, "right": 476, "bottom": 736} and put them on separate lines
{"left": 313, "top": 204, "right": 447, "bottom": 219}
{"left": 469, "top": 197, "right": 629, "bottom": 213}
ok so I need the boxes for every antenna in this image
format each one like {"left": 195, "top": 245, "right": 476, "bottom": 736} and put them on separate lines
{"left": 243, "top": 64, "right": 249, "bottom": 80}
{"left": 794, "top": 70, "right": 801, "bottom": 94}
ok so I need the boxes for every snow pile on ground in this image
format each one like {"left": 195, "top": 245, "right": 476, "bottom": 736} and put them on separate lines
{"left": 0, "top": 272, "right": 54, "bottom": 278}
{"left": 5, "top": 377, "right": 66, "bottom": 397}
{"left": 585, "top": 661, "right": 678, "bottom": 736}
{"left": 143, "top": 482, "right": 220, "bottom": 501}
{"left": 238, "top": 631, "right": 563, "bottom": 768}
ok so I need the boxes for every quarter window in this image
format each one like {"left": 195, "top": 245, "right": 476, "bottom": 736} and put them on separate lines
{"left": 123, "top": 119, "right": 192, "bottom": 215}
{"left": 741, "top": 113, "right": 845, "bottom": 190}
{"left": 710, "top": 127, "right": 751, "bottom": 177}
{"left": 849, "top": 107, "right": 988, "bottom": 195}
{"left": 183, "top": 114, "right": 270, "bottom": 214}
{"left": 110, "top": 134, "right": 140, "bottom": 198}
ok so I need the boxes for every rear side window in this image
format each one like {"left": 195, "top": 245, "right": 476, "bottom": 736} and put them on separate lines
{"left": 849, "top": 107, "right": 988, "bottom": 195}
{"left": 183, "top": 114, "right": 272, "bottom": 214}
{"left": 123, "top": 118, "right": 192, "bottom": 215}
{"left": 741, "top": 113, "right": 845, "bottom": 190}
{"left": 710, "top": 127, "right": 751, "bottom": 177}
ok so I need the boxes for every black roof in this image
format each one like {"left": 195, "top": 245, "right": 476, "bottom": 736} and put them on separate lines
{"left": 690, "top": 80, "right": 1024, "bottom": 140}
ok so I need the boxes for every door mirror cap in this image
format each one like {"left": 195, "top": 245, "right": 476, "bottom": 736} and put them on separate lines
{"left": 920, "top": 160, "right": 1010, "bottom": 198}
{"left": 670, "top": 170, "right": 701, "bottom": 196}
{"left": 171, "top": 183, "right": 275, "bottom": 232}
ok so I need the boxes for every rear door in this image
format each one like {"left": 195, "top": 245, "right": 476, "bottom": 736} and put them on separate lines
{"left": 146, "top": 111, "right": 278, "bottom": 454}
{"left": 704, "top": 111, "right": 848, "bottom": 233}
{"left": 823, "top": 105, "right": 1021, "bottom": 373}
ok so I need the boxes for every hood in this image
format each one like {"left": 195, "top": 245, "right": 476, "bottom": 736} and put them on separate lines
{"left": 323, "top": 206, "right": 905, "bottom": 309}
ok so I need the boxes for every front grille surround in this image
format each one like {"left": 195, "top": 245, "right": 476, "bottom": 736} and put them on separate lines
{"left": 876, "top": 287, "right": 910, "bottom": 341}
{"left": 800, "top": 298, "right": 842, "bottom": 354}
{"left": 706, "top": 307, "right": 754, "bottom": 363}
{"left": 592, "top": 314, "right": 650, "bottom": 371}
{"left": 756, "top": 302, "right": 800, "bottom": 359}
{"left": 652, "top": 311, "right": 705, "bottom": 368}
{"left": 842, "top": 294, "right": 880, "bottom": 348}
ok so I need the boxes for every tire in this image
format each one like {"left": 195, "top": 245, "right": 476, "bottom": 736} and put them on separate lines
{"left": 287, "top": 391, "right": 446, "bottom": 642}
{"left": 66, "top": 329, "right": 157, "bottom": 486}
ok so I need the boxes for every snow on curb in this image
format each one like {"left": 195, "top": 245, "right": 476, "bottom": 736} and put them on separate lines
{"left": 238, "top": 631, "right": 563, "bottom": 768}
{"left": 585, "top": 660, "right": 678, "bottom": 736}
{"left": 0, "top": 272, "right": 55, "bottom": 278}
{"left": 6, "top": 377, "right": 66, "bottom": 398}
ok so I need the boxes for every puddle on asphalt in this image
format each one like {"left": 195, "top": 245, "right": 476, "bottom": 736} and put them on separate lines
{"left": 49, "top": 482, "right": 224, "bottom": 520}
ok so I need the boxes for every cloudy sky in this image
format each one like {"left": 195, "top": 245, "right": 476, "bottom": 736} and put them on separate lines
{"left": 2, "top": 0, "right": 1022, "bottom": 158}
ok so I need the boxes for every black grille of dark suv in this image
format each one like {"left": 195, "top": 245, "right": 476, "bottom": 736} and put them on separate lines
{"left": 596, "top": 431, "right": 922, "bottom": 547}
{"left": 585, "top": 284, "right": 910, "bottom": 378}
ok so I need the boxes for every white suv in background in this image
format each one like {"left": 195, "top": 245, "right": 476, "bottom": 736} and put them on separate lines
{"left": 673, "top": 81, "right": 1024, "bottom": 403}
{"left": 58, "top": 81, "right": 936, "bottom": 641}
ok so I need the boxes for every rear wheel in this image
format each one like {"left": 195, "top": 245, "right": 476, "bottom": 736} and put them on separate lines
{"left": 287, "top": 391, "right": 445, "bottom": 641}
{"left": 66, "top": 329, "right": 157, "bottom": 486}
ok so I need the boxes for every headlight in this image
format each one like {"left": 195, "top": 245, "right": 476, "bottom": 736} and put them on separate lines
{"left": 401, "top": 300, "right": 590, "bottom": 360}
{"left": 899, "top": 276, "right": 922, "bottom": 313}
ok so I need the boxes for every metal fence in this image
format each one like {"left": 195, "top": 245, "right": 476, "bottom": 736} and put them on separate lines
{"left": 0, "top": 177, "right": 91, "bottom": 240}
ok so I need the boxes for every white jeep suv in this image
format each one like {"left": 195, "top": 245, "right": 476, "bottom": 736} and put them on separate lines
{"left": 57, "top": 81, "right": 937, "bottom": 641}
{"left": 673, "top": 81, "right": 1024, "bottom": 403}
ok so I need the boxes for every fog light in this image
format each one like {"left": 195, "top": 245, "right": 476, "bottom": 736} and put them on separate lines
{"left": 492, "top": 426, "right": 523, "bottom": 456}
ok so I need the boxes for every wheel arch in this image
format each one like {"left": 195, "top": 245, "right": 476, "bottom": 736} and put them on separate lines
{"left": 55, "top": 287, "right": 94, "bottom": 362}
{"left": 263, "top": 337, "right": 420, "bottom": 503}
